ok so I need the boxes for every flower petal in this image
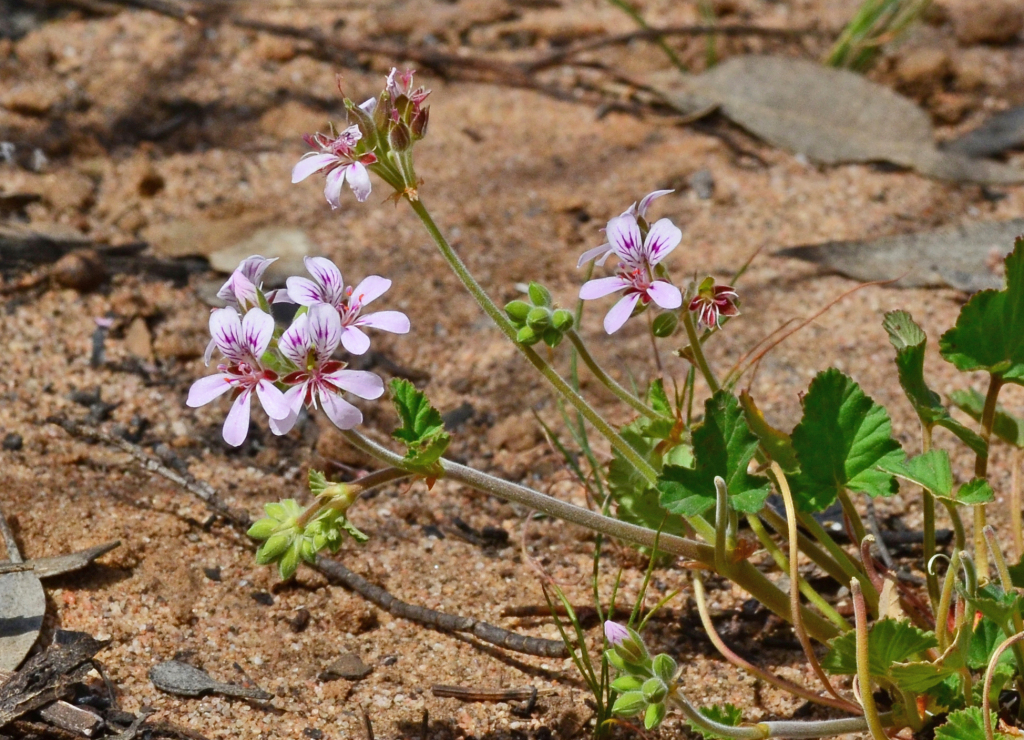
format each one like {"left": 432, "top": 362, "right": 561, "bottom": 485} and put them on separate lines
{"left": 319, "top": 388, "right": 363, "bottom": 430}
{"left": 256, "top": 378, "right": 292, "bottom": 420}
{"left": 643, "top": 218, "right": 682, "bottom": 266}
{"left": 210, "top": 307, "right": 246, "bottom": 361}
{"left": 603, "top": 293, "right": 641, "bottom": 334}
{"left": 222, "top": 390, "right": 252, "bottom": 447}
{"left": 579, "top": 276, "right": 629, "bottom": 300}
{"left": 357, "top": 310, "right": 410, "bottom": 334}
{"left": 324, "top": 166, "right": 346, "bottom": 209}
{"left": 187, "top": 373, "right": 233, "bottom": 407}
{"left": 304, "top": 257, "right": 345, "bottom": 306}
{"left": 647, "top": 281, "right": 682, "bottom": 310}
{"left": 576, "top": 242, "right": 613, "bottom": 269}
{"left": 340, "top": 325, "right": 371, "bottom": 355}
{"left": 238, "top": 255, "right": 276, "bottom": 284}
{"left": 308, "top": 303, "right": 342, "bottom": 359}
{"left": 286, "top": 276, "right": 325, "bottom": 306}
{"left": 325, "top": 369, "right": 384, "bottom": 399}
{"left": 279, "top": 313, "right": 311, "bottom": 367}
{"left": 606, "top": 215, "right": 645, "bottom": 267}
{"left": 359, "top": 97, "right": 377, "bottom": 114}
{"left": 292, "top": 152, "right": 338, "bottom": 183}
{"left": 203, "top": 336, "right": 217, "bottom": 366}
{"left": 350, "top": 275, "right": 391, "bottom": 306}
{"left": 268, "top": 385, "right": 306, "bottom": 435}
{"left": 636, "top": 189, "right": 673, "bottom": 218}
{"left": 241, "top": 308, "right": 275, "bottom": 358}
{"left": 345, "top": 162, "right": 372, "bottom": 203}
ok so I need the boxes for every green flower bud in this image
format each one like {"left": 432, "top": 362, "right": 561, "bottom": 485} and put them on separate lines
{"left": 551, "top": 308, "right": 574, "bottom": 332}
{"left": 247, "top": 517, "right": 278, "bottom": 541}
{"left": 542, "top": 327, "right": 563, "bottom": 348}
{"left": 642, "top": 677, "right": 668, "bottom": 704}
{"left": 278, "top": 539, "right": 303, "bottom": 579}
{"left": 605, "top": 649, "right": 627, "bottom": 672}
{"left": 610, "top": 675, "right": 644, "bottom": 693}
{"left": 528, "top": 282, "right": 552, "bottom": 308}
{"left": 263, "top": 501, "right": 290, "bottom": 522}
{"left": 652, "top": 653, "right": 678, "bottom": 684}
{"left": 299, "top": 537, "right": 318, "bottom": 564}
{"left": 374, "top": 93, "right": 393, "bottom": 132}
{"left": 526, "top": 307, "right": 552, "bottom": 330}
{"left": 611, "top": 690, "right": 646, "bottom": 717}
{"left": 505, "top": 300, "right": 532, "bottom": 324}
{"left": 613, "top": 627, "right": 650, "bottom": 665}
{"left": 644, "top": 701, "right": 667, "bottom": 730}
{"left": 651, "top": 311, "right": 679, "bottom": 338}
{"left": 257, "top": 532, "right": 293, "bottom": 565}
{"left": 516, "top": 326, "right": 540, "bottom": 345}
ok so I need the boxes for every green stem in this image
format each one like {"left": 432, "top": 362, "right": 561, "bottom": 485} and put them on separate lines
{"left": 935, "top": 550, "right": 961, "bottom": 651}
{"left": 921, "top": 422, "right": 939, "bottom": 609}
{"left": 982, "top": 526, "right": 1024, "bottom": 689}
{"left": 941, "top": 499, "right": 967, "bottom": 553}
{"left": 837, "top": 489, "right": 868, "bottom": 546}
{"left": 682, "top": 306, "right": 721, "bottom": 393}
{"left": 974, "top": 374, "right": 1004, "bottom": 580}
{"left": 295, "top": 467, "right": 410, "bottom": 528}
{"left": 760, "top": 499, "right": 852, "bottom": 588}
{"left": 852, "top": 580, "right": 889, "bottom": 740}
{"left": 984, "top": 632, "right": 1024, "bottom": 740}
{"left": 565, "top": 329, "right": 661, "bottom": 420}
{"left": 406, "top": 197, "right": 663, "bottom": 492}
{"left": 796, "top": 511, "right": 879, "bottom": 611}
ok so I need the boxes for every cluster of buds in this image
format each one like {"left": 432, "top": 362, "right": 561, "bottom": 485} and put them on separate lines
{"left": 247, "top": 470, "right": 366, "bottom": 578}
{"left": 504, "top": 282, "right": 574, "bottom": 347}
{"left": 604, "top": 621, "right": 678, "bottom": 730}
{"left": 293, "top": 68, "right": 430, "bottom": 207}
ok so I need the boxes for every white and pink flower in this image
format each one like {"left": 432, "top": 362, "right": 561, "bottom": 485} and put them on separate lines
{"left": 271, "top": 304, "right": 385, "bottom": 433}
{"left": 187, "top": 308, "right": 291, "bottom": 447}
{"left": 689, "top": 279, "right": 739, "bottom": 330}
{"left": 286, "top": 256, "right": 410, "bottom": 355}
{"left": 577, "top": 189, "right": 673, "bottom": 268}
{"left": 206, "top": 255, "right": 291, "bottom": 365}
{"left": 292, "top": 125, "right": 377, "bottom": 208}
{"left": 579, "top": 214, "right": 683, "bottom": 334}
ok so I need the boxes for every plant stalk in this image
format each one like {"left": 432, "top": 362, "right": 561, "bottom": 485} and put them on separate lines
{"left": 682, "top": 305, "right": 721, "bottom": 393}
{"left": 852, "top": 580, "right": 889, "bottom": 740}
{"left": 974, "top": 373, "right": 1004, "bottom": 579}
{"left": 565, "top": 329, "right": 661, "bottom": 420}
{"left": 921, "top": 422, "right": 939, "bottom": 608}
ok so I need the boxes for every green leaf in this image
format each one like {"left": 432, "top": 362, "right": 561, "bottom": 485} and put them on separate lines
{"left": 790, "top": 369, "right": 904, "bottom": 511}
{"left": 308, "top": 469, "right": 329, "bottom": 497}
{"left": 953, "top": 479, "right": 994, "bottom": 506}
{"left": 1008, "top": 555, "right": 1024, "bottom": 589}
{"left": 389, "top": 378, "right": 451, "bottom": 473}
{"left": 950, "top": 387, "right": 1024, "bottom": 448}
{"left": 968, "top": 617, "right": 1016, "bottom": 670}
{"left": 658, "top": 392, "right": 770, "bottom": 517}
{"left": 611, "top": 691, "right": 646, "bottom": 717}
{"left": 877, "top": 449, "right": 953, "bottom": 497}
{"left": 889, "top": 661, "right": 955, "bottom": 692}
{"left": 688, "top": 704, "right": 743, "bottom": 740}
{"left": 940, "top": 237, "right": 1024, "bottom": 383}
{"left": 935, "top": 707, "right": 1010, "bottom": 740}
{"left": 822, "top": 618, "right": 937, "bottom": 676}
{"left": 647, "top": 379, "right": 672, "bottom": 417}
{"left": 967, "top": 583, "right": 1024, "bottom": 628}
{"left": 739, "top": 390, "right": 799, "bottom": 473}
{"left": 644, "top": 701, "right": 667, "bottom": 730}
{"left": 338, "top": 517, "right": 369, "bottom": 544}
{"left": 972, "top": 661, "right": 1016, "bottom": 706}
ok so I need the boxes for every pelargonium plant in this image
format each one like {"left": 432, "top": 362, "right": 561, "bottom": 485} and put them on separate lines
{"left": 186, "top": 68, "right": 1024, "bottom": 740}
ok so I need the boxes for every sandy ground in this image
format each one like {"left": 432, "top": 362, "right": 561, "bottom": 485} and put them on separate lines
{"left": 3, "top": 0, "right": 1024, "bottom": 737}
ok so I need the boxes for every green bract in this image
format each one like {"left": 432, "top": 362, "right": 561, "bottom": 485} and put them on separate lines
{"left": 390, "top": 378, "right": 450, "bottom": 474}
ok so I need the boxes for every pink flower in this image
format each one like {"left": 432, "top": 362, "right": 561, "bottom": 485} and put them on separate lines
{"left": 286, "top": 256, "right": 410, "bottom": 355}
{"left": 604, "top": 621, "right": 630, "bottom": 646}
{"left": 292, "top": 125, "right": 377, "bottom": 208}
{"left": 689, "top": 280, "right": 739, "bottom": 330}
{"left": 579, "top": 214, "right": 683, "bottom": 334}
{"left": 577, "top": 189, "right": 673, "bottom": 268}
{"left": 206, "top": 256, "right": 290, "bottom": 365}
{"left": 271, "top": 304, "right": 385, "bottom": 433}
{"left": 386, "top": 68, "right": 430, "bottom": 113}
{"left": 187, "top": 308, "right": 291, "bottom": 447}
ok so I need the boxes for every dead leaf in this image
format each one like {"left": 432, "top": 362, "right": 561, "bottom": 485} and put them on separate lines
{"left": 0, "top": 571, "right": 45, "bottom": 673}
{"left": 649, "top": 56, "right": 1024, "bottom": 185}
{"left": 775, "top": 219, "right": 1024, "bottom": 290}
{"left": 943, "top": 105, "right": 1024, "bottom": 158}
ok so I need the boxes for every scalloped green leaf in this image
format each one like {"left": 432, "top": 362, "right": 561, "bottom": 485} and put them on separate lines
{"left": 953, "top": 478, "right": 994, "bottom": 505}
{"left": 658, "top": 392, "right": 771, "bottom": 517}
{"left": 688, "top": 704, "right": 743, "bottom": 740}
{"left": 790, "top": 369, "right": 904, "bottom": 512}
{"left": 940, "top": 237, "right": 1024, "bottom": 383}
{"left": 890, "top": 661, "right": 955, "bottom": 692}
{"left": 950, "top": 387, "right": 1024, "bottom": 449}
{"left": 968, "top": 617, "right": 1016, "bottom": 671}
{"left": 389, "top": 378, "right": 450, "bottom": 473}
{"left": 822, "top": 618, "right": 937, "bottom": 676}
{"left": 935, "top": 707, "right": 1011, "bottom": 740}
{"left": 877, "top": 449, "right": 953, "bottom": 497}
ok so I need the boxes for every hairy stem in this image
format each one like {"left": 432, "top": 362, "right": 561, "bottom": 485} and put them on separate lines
{"left": 984, "top": 631, "right": 1024, "bottom": 740}
{"left": 1013, "top": 448, "right": 1024, "bottom": 561}
{"left": 974, "top": 373, "right": 1004, "bottom": 580}
{"left": 295, "top": 467, "right": 409, "bottom": 528}
{"left": 852, "top": 580, "right": 888, "bottom": 740}
{"left": 565, "top": 329, "right": 661, "bottom": 420}
{"left": 935, "top": 550, "right": 961, "bottom": 651}
{"left": 921, "top": 422, "right": 939, "bottom": 608}
{"left": 759, "top": 506, "right": 852, "bottom": 590}
{"left": 681, "top": 306, "right": 721, "bottom": 393}
{"left": 794, "top": 510, "right": 879, "bottom": 612}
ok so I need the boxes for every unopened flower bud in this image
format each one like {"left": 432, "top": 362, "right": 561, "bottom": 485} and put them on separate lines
{"left": 256, "top": 532, "right": 293, "bottom": 564}
{"left": 611, "top": 690, "right": 646, "bottom": 717}
{"left": 528, "top": 282, "right": 553, "bottom": 308}
{"left": 374, "top": 93, "right": 393, "bottom": 131}
{"left": 551, "top": 309, "right": 574, "bottom": 332}
{"left": 610, "top": 675, "right": 643, "bottom": 693}
{"left": 505, "top": 300, "right": 532, "bottom": 324}
{"left": 612, "top": 626, "right": 650, "bottom": 665}
{"left": 322, "top": 483, "right": 357, "bottom": 513}
{"left": 526, "top": 306, "right": 552, "bottom": 330}
{"left": 278, "top": 539, "right": 303, "bottom": 579}
{"left": 652, "top": 653, "right": 677, "bottom": 684}
{"left": 388, "top": 121, "right": 412, "bottom": 152}
{"left": 411, "top": 107, "right": 429, "bottom": 139}
{"left": 604, "top": 620, "right": 630, "bottom": 646}
{"left": 542, "top": 327, "right": 563, "bottom": 348}
{"left": 651, "top": 311, "right": 678, "bottom": 338}
{"left": 642, "top": 677, "right": 668, "bottom": 704}
{"left": 644, "top": 701, "right": 667, "bottom": 730}
{"left": 345, "top": 98, "right": 378, "bottom": 144}
{"left": 516, "top": 326, "right": 540, "bottom": 345}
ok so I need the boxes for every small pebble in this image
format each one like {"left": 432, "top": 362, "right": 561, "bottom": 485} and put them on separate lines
{"left": 689, "top": 168, "right": 715, "bottom": 200}
{"left": 52, "top": 249, "right": 106, "bottom": 292}
{"left": 251, "top": 591, "right": 273, "bottom": 606}
{"left": 381, "top": 655, "right": 398, "bottom": 666}
{"left": 318, "top": 653, "right": 372, "bottom": 681}
{"left": 289, "top": 607, "right": 310, "bottom": 633}
{"left": 303, "top": 730, "right": 323, "bottom": 740}
{"left": 2, "top": 433, "right": 23, "bottom": 451}
{"left": 203, "top": 566, "right": 222, "bottom": 582}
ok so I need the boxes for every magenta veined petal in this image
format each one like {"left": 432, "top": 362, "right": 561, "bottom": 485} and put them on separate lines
{"left": 635, "top": 189, "right": 673, "bottom": 218}
{"left": 304, "top": 257, "right": 345, "bottom": 306}
{"left": 340, "top": 325, "right": 371, "bottom": 355}
{"left": 357, "top": 310, "right": 410, "bottom": 334}
{"left": 576, "top": 242, "right": 614, "bottom": 269}
{"left": 292, "top": 152, "right": 338, "bottom": 183}
{"left": 579, "top": 276, "right": 629, "bottom": 300}
{"left": 325, "top": 369, "right": 385, "bottom": 400}
{"left": 646, "top": 281, "right": 683, "bottom": 310}
{"left": 286, "top": 276, "right": 325, "bottom": 307}
{"left": 268, "top": 384, "right": 307, "bottom": 436}
{"left": 209, "top": 307, "right": 246, "bottom": 362}
{"left": 345, "top": 162, "right": 372, "bottom": 203}
{"left": 203, "top": 337, "right": 217, "bottom": 366}
{"left": 241, "top": 308, "right": 275, "bottom": 358}
{"left": 255, "top": 379, "right": 292, "bottom": 420}
{"left": 237, "top": 255, "right": 277, "bottom": 284}
{"left": 604, "top": 620, "right": 630, "bottom": 646}
{"left": 603, "top": 292, "right": 641, "bottom": 334}
{"left": 319, "top": 388, "right": 363, "bottom": 430}
{"left": 279, "top": 313, "right": 311, "bottom": 367}
{"left": 187, "top": 373, "right": 233, "bottom": 407}
{"left": 605, "top": 214, "right": 645, "bottom": 267}
{"left": 350, "top": 275, "right": 392, "bottom": 306}
{"left": 324, "top": 166, "right": 347, "bottom": 209}
{"left": 308, "top": 303, "right": 342, "bottom": 359}
{"left": 222, "top": 390, "right": 253, "bottom": 447}
{"left": 643, "top": 218, "right": 682, "bottom": 266}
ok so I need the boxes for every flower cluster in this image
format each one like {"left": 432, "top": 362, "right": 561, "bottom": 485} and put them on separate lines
{"left": 604, "top": 621, "right": 678, "bottom": 730}
{"left": 187, "top": 255, "right": 408, "bottom": 446}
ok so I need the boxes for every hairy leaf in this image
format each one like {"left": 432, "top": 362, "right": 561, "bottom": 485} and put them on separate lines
{"left": 935, "top": 707, "right": 1010, "bottom": 740}
{"left": 967, "top": 617, "right": 1016, "bottom": 671}
{"left": 940, "top": 238, "right": 1024, "bottom": 382}
{"left": 688, "top": 703, "right": 743, "bottom": 740}
{"left": 890, "top": 661, "right": 956, "bottom": 693}
{"left": 790, "top": 369, "right": 904, "bottom": 511}
{"left": 953, "top": 479, "right": 994, "bottom": 506}
{"left": 822, "top": 618, "right": 937, "bottom": 676}
{"left": 877, "top": 449, "right": 953, "bottom": 497}
{"left": 389, "top": 378, "right": 450, "bottom": 473}
{"left": 659, "top": 392, "right": 771, "bottom": 517}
